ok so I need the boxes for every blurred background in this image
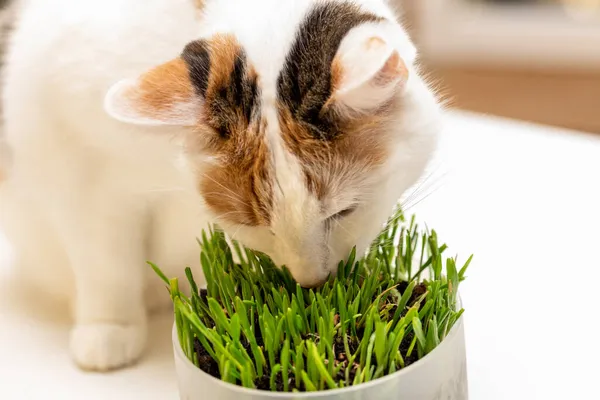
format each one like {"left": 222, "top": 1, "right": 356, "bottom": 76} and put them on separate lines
{"left": 397, "top": 0, "right": 600, "bottom": 133}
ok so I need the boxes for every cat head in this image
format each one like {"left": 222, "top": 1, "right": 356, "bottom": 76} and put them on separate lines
{"left": 104, "top": 0, "right": 441, "bottom": 287}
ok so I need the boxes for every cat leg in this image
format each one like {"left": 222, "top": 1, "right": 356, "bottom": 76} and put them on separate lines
{"left": 55, "top": 194, "right": 150, "bottom": 371}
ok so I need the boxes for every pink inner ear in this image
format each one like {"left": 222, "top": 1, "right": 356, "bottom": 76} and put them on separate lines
{"left": 330, "top": 47, "right": 409, "bottom": 113}
{"left": 373, "top": 51, "right": 408, "bottom": 87}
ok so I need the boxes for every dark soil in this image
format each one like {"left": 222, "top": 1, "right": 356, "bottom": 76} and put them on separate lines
{"left": 199, "top": 288, "right": 208, "bottom": 302}
{"left": 388, "top": 281, "right": 428, "bottom": 319}
{"left": 193, "top": 337, "right": 219, "bottom": 378}
{"left": 399, "top": 332, "right": 419, "bottom": 367}
{"left": 192, "top": 282, "right": 427, "bottom": 391}
{"left": 396, "top": 281, "right": 428, "bottom": 304}
{"left": 194, "top": 335, "right": 292, "bottom": 391}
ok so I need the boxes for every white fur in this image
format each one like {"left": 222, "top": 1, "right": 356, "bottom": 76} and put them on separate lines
{"left": 0, "top": 0, "right": 441, "bottom": 371}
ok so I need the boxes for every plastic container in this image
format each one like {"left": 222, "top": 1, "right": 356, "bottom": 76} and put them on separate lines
{"left": 172, "top": 313, "right": 468, "bottom": 400}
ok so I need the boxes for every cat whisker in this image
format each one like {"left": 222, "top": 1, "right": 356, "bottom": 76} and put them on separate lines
{"left": 401, "top": 165, "right": 447, "bottom": 208}
{"left": 202, "top": 191, "right": 252, "bottom": 208}
{"left": 401, "top": 167, "right": 442, "bottom": 206}
{"left": 213, "top": 210, "right": 250, "bottom": 221}
{"left": 332, "top": 217, "right": 353, "bottom": 238}
{"left": 401, "top": 180, "right": 446, "bottom": 213}
{"left": 200, "top": 173, "right": 246, "bottom": 204}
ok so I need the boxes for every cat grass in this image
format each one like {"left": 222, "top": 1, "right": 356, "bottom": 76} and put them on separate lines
{"left": 151, "top": 208, "right": 471, "bottom": 392}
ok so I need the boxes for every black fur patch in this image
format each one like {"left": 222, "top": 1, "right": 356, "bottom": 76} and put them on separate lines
{"left": 276, "top": 1, "right": 381, "bottom": 141}
{"left": 207, "top": 49, "right": 259, "bottom": 139}
{"left": 182, "top": 40, "right": 211, "bottom": 97}
{"left": 182, "top": 39, "right": 260, "bottom": 139}
{"left": 223, "top": 49, "right": 259, "bottom": 128}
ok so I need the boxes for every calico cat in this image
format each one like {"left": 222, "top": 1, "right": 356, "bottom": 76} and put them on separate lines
{"left": 0, "top": 0, "right": 442, "bottom": 371}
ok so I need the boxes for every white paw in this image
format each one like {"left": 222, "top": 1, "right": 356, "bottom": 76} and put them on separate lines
{"left": 70, "top": 322, "right": 147, "bottom": 371}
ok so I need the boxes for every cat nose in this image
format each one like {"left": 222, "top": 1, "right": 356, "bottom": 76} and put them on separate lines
{"left": 286, "top": 258, "right": 331, "bottom": 288}
{"left": 296, "top": 271, "right": 330, "bottom": 288}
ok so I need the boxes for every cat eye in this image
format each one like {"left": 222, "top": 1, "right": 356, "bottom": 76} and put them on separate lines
{"left": 327, "top": 205, "right": 358, "bottom": 221}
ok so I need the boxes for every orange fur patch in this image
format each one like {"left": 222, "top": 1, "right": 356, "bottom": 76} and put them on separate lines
{"left": 183, "top": 35, "right": 272, "bottom": 226}
{"left": 128, "top": 58, "right": 195, "bottom": 119}
{"left": 330, "top": 58, "right": 344, "bottom": 93}
{"left": 278, "top": 104, "right": 392, "bottom": 200}
{"left": 195, "top": 119, "right": 272, "bottom": 227}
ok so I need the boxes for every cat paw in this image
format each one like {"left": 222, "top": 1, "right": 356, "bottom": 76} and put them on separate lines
{"left": 70, "top": 322, "right": 147, "bottom": 371}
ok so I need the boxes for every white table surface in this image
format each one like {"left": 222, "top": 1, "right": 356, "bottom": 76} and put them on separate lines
{"left": 1, "top": 110, "right": 599, "bottom": 400}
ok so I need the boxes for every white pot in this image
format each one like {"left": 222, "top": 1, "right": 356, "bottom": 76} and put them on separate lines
{"left": 172, "top": 315, "right": 468, "bottom": 400}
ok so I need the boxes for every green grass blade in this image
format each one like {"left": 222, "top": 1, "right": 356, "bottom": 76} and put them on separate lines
{"left": 148, "top": 262, "right": 169, "bottom": 285}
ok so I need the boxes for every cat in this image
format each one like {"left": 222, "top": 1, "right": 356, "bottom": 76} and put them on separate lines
{"left": 0, "top": 0, "right": 442, "bottom": 371}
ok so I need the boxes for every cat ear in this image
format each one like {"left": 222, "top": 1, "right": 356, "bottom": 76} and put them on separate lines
{"left": 331, "top": 23, "right": 411, "bottom": 113}
{"left": 104, "top": 58, "right": 201, "bottom": 127}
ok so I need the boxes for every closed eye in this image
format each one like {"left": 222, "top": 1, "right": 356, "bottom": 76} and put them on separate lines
{"left": 327, "top": 205, "right": 358, "bottom": 221}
